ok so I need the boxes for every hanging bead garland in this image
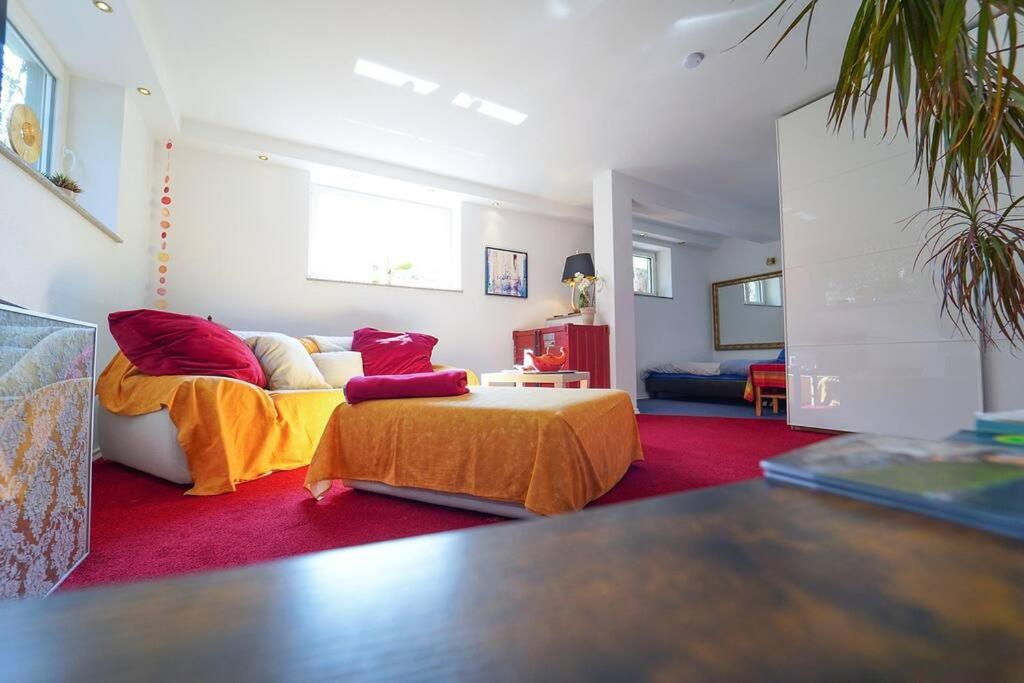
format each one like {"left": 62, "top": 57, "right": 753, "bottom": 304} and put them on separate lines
{"left": 154, "top": 140, "right": 174, "bottom": 310}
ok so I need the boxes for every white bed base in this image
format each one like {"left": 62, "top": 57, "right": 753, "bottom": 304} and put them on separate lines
{"left": 342, "top": 480, "right": 538, "bottom": 519}
{"left": 96, "top": 408, "right": 538, "bottom": 518}
{"left": 96, "top": 407, "right": 192, "bottom": 484}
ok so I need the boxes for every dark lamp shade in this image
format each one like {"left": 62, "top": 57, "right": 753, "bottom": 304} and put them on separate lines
{"left": 562, "top": 253, "right": 595, "bottom": 283}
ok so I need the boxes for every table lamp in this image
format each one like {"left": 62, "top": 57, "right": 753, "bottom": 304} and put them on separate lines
{"left": 561, "top": 252, "right": 595, "bottom": 313}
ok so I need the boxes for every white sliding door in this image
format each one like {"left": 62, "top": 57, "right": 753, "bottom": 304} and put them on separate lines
{"left": 777, "top": 95, "right": 982, "bottom": 439}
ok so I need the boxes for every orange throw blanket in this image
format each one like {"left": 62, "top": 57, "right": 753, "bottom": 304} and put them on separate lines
{"left": 306, "top": 387, "right": 643, "bottom": 515}
{"left": 97, "top": 353, "right": 345, "bottom": 495}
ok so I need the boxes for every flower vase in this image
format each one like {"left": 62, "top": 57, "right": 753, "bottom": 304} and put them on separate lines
{"left": 580, "top": 307, "right": 596, "bottom": 325}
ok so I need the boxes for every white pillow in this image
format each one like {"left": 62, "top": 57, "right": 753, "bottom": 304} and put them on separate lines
{"left": 311, "top": 351, "right": 364, "bottom": 388}
{"left": 231, "top": 330, "right": 275, "bottom": 341}
{"left": 309, "top": 335, "right": 353, "bottom": 352}
{"left": 245, "top": 333, "right": 332, "bottom": 390}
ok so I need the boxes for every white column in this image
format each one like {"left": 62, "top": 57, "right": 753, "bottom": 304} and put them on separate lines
{"left": 593, "top": 170, "right": 637, "bottom": 404}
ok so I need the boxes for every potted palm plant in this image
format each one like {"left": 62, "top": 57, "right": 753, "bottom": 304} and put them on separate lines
{"left": 745, "top": 1, "right": 1024, "bottom": 347}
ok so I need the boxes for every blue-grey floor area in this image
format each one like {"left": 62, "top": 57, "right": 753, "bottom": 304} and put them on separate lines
{"left": 637, "top": 398, "right": 786, "bottom": 419}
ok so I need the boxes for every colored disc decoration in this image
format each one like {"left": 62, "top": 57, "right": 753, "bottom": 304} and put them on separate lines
{"left": 153, "top": 139, "right": 175, "bottom": 309}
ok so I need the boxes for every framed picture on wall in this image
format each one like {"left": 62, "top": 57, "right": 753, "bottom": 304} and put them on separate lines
{"left": 485, "top": 247, "right": 528, "bottom": 298}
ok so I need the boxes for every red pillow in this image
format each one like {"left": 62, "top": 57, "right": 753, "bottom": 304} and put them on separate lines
{"left": 352, "top": 327, "right": 438, "bottom": 376}
{"left": 108, "top": 309, "right": 267, "bottom": 387}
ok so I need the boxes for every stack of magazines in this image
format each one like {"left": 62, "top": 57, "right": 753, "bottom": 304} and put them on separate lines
{"left": 761, "top": 434, "right": 1024, "bottom": 540}
{"left": 975, "top": 409, "right": 1024, "bottom": 438}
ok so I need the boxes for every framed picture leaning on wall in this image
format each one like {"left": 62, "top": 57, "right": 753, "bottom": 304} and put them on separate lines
{"left": 484, "top": 247, "right": 528, "bottom": 298}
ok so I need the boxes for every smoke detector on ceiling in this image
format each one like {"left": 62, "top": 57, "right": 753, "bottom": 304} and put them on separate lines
{"left": 684, "top": 52, "right": 705, "bottom": 69}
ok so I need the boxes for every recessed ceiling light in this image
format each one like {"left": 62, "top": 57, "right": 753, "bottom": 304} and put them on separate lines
{"left": 136, "top": 87, "right": 152, "bottom": 96}
{"left": 257, "top": 154, "right": 269, "bottom": 161}
{"left": 452, "top": 93, "right": 527, "bottom": 126}
{"left": 93, "top": 1, "right": 113, "bottom": 12}
{"left": 354, "top": 59, "right": 439, "bottom": 95}
{"left": 684, "top": 52, "right": 705, "bottom": 69}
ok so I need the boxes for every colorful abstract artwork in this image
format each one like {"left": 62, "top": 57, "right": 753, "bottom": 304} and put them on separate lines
{"left": 485, "top": 247, "right": 528, "bottom": 298}
{"left": 154, "top": 140, "right": 173, "bottom": 310}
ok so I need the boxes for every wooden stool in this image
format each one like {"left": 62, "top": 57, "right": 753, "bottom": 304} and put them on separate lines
{"left": 754, "top": 387, "right": 787, "bottom": 417}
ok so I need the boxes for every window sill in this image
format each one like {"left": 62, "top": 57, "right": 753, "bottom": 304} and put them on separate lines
{"left": 0, "top": 144, "right": 122, "bottom": 243}
{"left": 307, "top": 276, "right": 463, "bottom": 294}
{"left": 635, "top": 292, "right": 673, "bottom": 300}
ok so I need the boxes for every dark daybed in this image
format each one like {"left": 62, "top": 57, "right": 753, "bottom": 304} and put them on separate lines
{"left": 644, "top": 372, "right": 748, "bottom": 402}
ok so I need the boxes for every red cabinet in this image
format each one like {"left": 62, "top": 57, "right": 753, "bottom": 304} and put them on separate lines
{"left": 513, "top": 324, "right": 611, "bottom": 389}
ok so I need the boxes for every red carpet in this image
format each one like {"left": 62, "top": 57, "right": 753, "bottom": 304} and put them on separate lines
{"left": 63, "top": 415, "right": 829, "bottom": 590}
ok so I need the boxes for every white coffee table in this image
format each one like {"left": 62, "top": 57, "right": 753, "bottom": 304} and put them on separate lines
{"left": 481, "top": 370, "right": 591, "bottom": 388}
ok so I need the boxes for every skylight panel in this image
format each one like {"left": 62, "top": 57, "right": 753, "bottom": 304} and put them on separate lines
{"left": 451, "top": 93, "right": 528, "bottom": 126}
{"left": 354, "top": 59, "right": 439, "bottom": 95}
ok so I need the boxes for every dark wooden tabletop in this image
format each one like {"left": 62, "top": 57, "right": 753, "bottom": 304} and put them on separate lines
{"left": 1, "top": 480, "right": 1023, "bottom": 682}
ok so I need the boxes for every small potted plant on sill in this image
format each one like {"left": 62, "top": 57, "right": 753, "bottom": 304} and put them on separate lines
{"left": 46, "top": 173, "right": 82, "bottom": 203}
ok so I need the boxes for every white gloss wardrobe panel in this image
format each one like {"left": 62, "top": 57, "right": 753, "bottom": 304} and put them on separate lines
{"left": 784, "top": 246, "right": 964, "bottom": 346}
{"left": 777, "top": 95, "right": 982, "bottom": 438}
{"left": 787, "top": 342, "right": 981, "bottom": 439}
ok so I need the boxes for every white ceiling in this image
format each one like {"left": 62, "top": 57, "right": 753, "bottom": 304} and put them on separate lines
{"left": 25, "top": 0, "right": 858, "bottom": 239}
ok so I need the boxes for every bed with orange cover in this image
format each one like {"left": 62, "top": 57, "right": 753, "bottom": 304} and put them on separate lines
{"left": 306, "top": 387, "right": 643, "bottom": 516}
{"left": 97, "top": 352, "right": 346, "bottom": 495}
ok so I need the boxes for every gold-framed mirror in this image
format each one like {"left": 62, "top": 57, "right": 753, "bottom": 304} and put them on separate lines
{"left": 712, "top": 271, "right": 784, "bottom": 351}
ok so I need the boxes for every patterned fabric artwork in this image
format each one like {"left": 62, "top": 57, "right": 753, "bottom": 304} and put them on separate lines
{"left": 0, "top": 308, "right": 95, "bottom": 598}
{"left": 155, "top": 140, "right": 174, "bottom": 310}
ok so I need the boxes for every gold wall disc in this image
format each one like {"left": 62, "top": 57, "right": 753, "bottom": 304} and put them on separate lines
{"left": 9, "top": 104, "right": 43, "bottom": 164}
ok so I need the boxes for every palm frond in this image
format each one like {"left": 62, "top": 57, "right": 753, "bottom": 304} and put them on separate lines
{"left": 741, "top": 0, "right": 1024, "bottom": 347}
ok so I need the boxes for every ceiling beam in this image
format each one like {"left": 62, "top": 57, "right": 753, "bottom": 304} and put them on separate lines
{"left": 632, "top": 218, "right": 723, "bottom": 249}
{"left": 628, "top": 175, "right": 776, "bottom": 243}
{"left": 180, "top": 119, "right": 594, "bottom": 225}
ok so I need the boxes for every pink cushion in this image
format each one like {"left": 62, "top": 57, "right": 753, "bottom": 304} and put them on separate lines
{"left": 108, "top": 309, "right": 267, "bottom": 387}
{"left": 344, "top": 370, "right": 468, "bottom": 405}
{"left": 351, "top": 327, "right": 438, "bottom": 376}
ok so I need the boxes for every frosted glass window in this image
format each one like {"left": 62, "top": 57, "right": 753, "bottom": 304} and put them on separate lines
{"left": 308, "top": 185, "right": 460, "bottom": 291}
{"left": 633, "top": 254, "right": 654, "bottom": 294}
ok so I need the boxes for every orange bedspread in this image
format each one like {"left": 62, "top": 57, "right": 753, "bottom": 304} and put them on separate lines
{"left": 306, "top": 386, "right": 643, "bottom": 515}
{"left": 97, "top": 353, "right": 346, "bottom": 495}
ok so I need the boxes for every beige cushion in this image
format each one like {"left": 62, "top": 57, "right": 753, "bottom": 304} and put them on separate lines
{"left": 311, "top": 351, "right": 364, "bottom": 388}
{"left": 245, "top": 333, "right": 331, "bottom": 390}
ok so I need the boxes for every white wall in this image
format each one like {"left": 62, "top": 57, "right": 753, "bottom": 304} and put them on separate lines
{"left": 64, "top": 78, "right": 126, "bottom": 229}
{"left": 778, "top": 95, "right": 983, "bottom": 438}
{"left": 0, "top": 140, "right": 153, "bottom": 368}
{"left": 157, "top": 145, "right": 592, "bottom": 377}
{"left": 633, "top": 243, "right": 712, "bottom": 396}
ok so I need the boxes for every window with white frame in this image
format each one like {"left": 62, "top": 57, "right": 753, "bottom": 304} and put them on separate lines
{"left": 308, "top": 184, "right": 461, "bottom": 291}
{"left": 1, "top": 21, "right": 56, "bottom": 174}
{"left": 743, "top": 277, "right": 782, "bottom": 306}
{"left": 633, "top": 252, "right": 656, "bottom": 295}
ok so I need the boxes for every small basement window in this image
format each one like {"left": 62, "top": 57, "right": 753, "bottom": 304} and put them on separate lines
{"left": 308, "top": 184, "right": 461, "bottom": 291}
{"left": 0, "top": 21, "right": 57, "bottom": 174}
{"left": 633, "top": 251, "right": 656, "bottom": 295}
